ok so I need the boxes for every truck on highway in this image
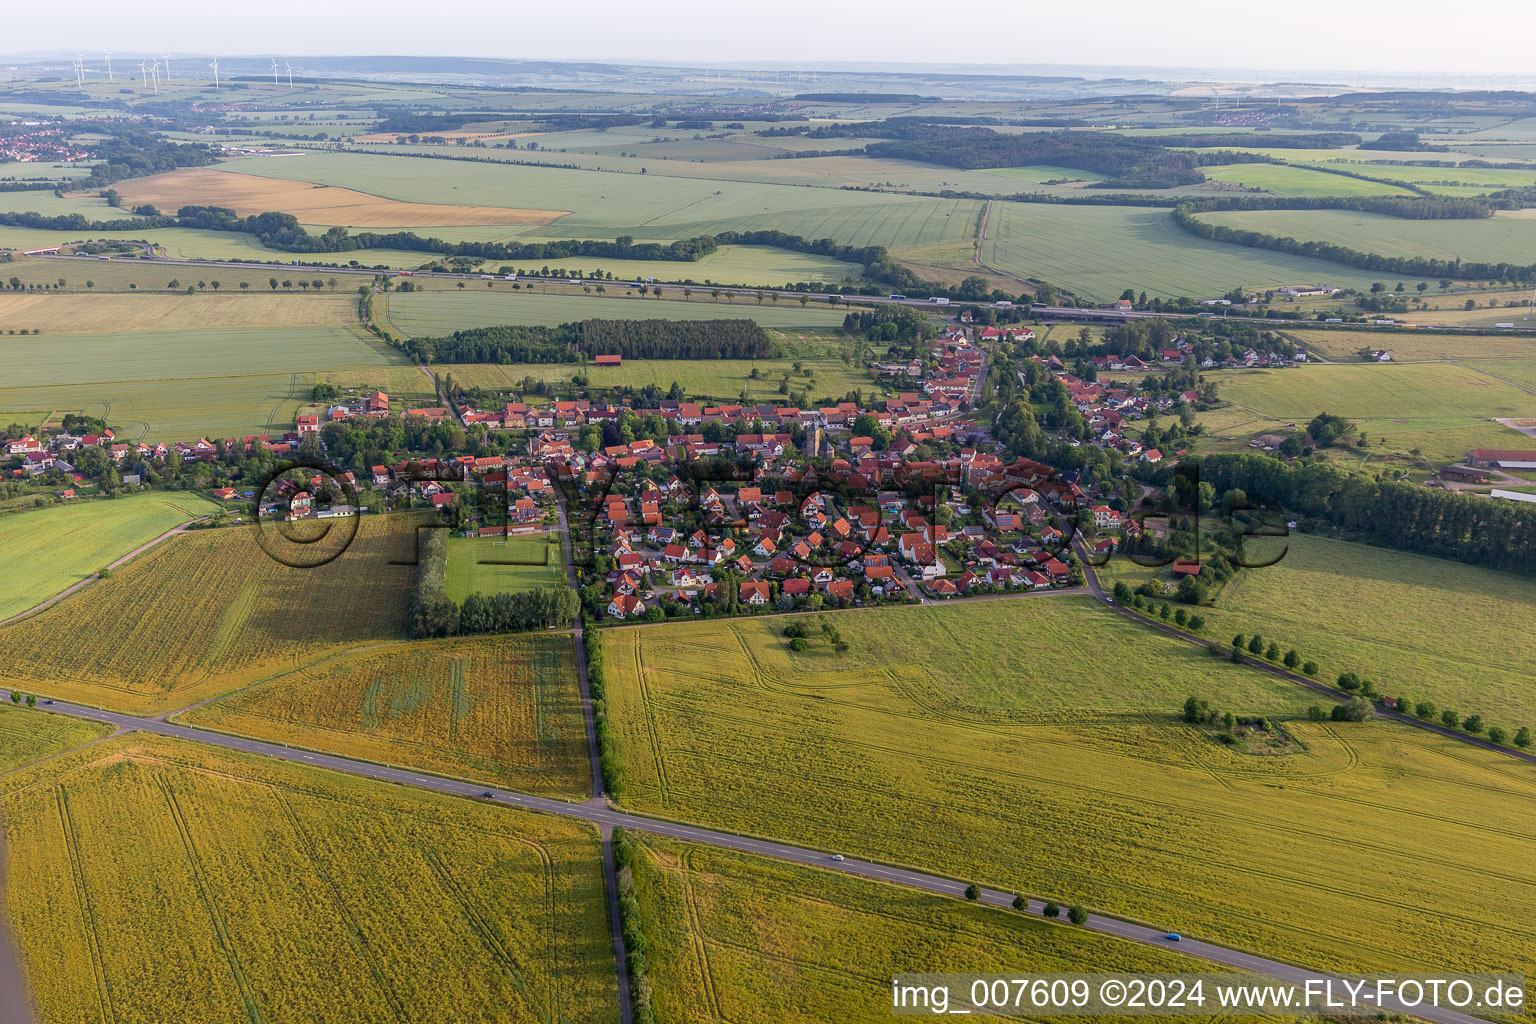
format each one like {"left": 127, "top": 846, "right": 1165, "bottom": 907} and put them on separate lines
{"left": 932, "top": 297, "right": 950, "bottom": 305}
{"left": 889, "top": 294, "right": 906, "bottom": 301}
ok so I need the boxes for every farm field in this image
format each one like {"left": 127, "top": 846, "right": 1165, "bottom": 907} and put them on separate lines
{"left": 1286, "top": 328, "right": 1536, "bottom": 362}
{"left": 1461, "top": 357, "right": 1536, "bottom": 391}
{"left": 179, "top": 633, "right": 589, "bottom": 796}
{"left": 444, "top": 533, "right": 565, "bottom": 602}
{"left": 1206, "top": 362, "right": 1536, "bottom": 461}
{"left": 630, "top": 835, "right": 1257, "bottom": 1024}
{"left": 220, "top": 152, "right": 986, "bottom": 248}
{"left": 601, "top": 610, "right": 1536, "bottom": 977}
{"left": 448, "top": 352, "right": 878, "bottom": 403}
{"left": 383, "top": 289, "right": 849, "bottom": 334}
{"left": 0, "top": 706, "right": 112, "bottom": 774}
{"left": 0, "top": 292, "right": 356, "bottom": 334}
{"left": 979, "top": 203, "right": 1433, "bottom": 301}
{"left": 0, "top": 224, "right": 441, "bottom": 266}
{"left": 488, "top": 244, "right": 863, "bottom": 288}
{"left": 1198, "top": 208, "right": 1536, "bottom": 265}
{"left": 0, "top": 515, "right": 420, "bottom": 714}
{"left": 0, "top": 733, "right": 618, "bottom": 1023}
{"left": 1199, "top": 164, "right": 1419, "bottom": 197}
{"left": 0, "top": 492, "right": 222, "bottom": 622}
{"left": 106, "top": 166, "right": 569, "bottom": 227}
{"left": 0, "top": 255, "right": 369, "bottom": 294}
{"left": 1112, "top": 534, "right": 1536, "bottom": 725}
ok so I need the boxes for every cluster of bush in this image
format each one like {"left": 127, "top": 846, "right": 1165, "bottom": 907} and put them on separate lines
{"left": 584, "top": 630, "right": 622, "bottom": 797}
{"left": 782, "top": 617, "right": 849, "bottom": 654}
{"left": 610, "top": 827, "right": 657, "bottom": 1024}
{"left": 1182, "top": 696, "right": 1295, "bottom": 742}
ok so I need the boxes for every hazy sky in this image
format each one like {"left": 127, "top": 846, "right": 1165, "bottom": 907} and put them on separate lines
{"left": 10, "top": 0, "right": 1535, "bottom": 78}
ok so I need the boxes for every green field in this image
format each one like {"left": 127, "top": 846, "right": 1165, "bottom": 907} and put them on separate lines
{"left": 444, "top": 533, "right": 564, "bottom": 602}
{"left": 601, "top": 604, "right": 1536, "bottom": 977}
{"left": 219, "top": 153, "right": 987, "bottom": 248}
{"left": 0, "top": 493, "right": 223, "bottom": 622}
{"left": 487, "top": 244, "right": 862, "bottom": 287}
{"left": 1199, "top": 208, "right": 1536, "bottom": 265}
{"left": 1200, "top": 164, "right": 1420, "bottom": 198}
{"left": 0, "top": 733, "right": 617, "bottom": 1022}
{"left": 179, "top": 633, "right": 590, "bottom": 795}
{"left": 980, "top": 203, "right": 1434, "bottom": 301}
{"left": 383, "top": 289, "right": 850, "bottom": 334}
{"left": 1286, "top": 328, "right": 1536, "bottom": 362}
{"left": 631, "top": 835, "right": 1258, "bottom": 1024}
{"left": 1206, "top": 362, "right": 1536, "bottom": 461}
{"left": 0, "top": 706, "right": 113, "bottom": 773}
{"left": 981, "top": 164, "right": 1108, "bottom": 183}
{"left": 0, "top": 224, "right": 439, "bottom": 266}
{"left": 1110, "top": 534, "right": 1536, "bottom": 725}
{"left": 448, "top": 352, "right": 880, "bottom": 403}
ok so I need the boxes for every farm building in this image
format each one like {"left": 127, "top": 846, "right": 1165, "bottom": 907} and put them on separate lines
{"left": 1468, "top": 449, "right": 1536, "bottom": 470}
{"left": 594, "top": 354, "right": 622, "bottom": 367}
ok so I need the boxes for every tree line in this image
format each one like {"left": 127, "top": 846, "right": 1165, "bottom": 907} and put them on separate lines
{"left": 404, "top": 318, "right": 771, "bottom": 364}
{"left": 406, "top": 529, "right": 578, "bottom": 638}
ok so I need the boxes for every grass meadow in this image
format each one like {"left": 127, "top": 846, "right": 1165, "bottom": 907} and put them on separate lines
{"left": 600, "top": 605, "right": 1536, "bottom": 977}
{"left": 1286, "top": 328, "right": 1536, "bottom": 362}
{"left": 631, "top": 836, "right": 1266, "bottom": 1024}
{"left": 979, "top": 203, "right": 1434, "bottom": 301}
{"left": 1199, "top": 164, "right": 1420, "bottom": 197}
{"left": 179, "top": 633, "right": 590, "bottom": 796}
{"left": 0, "top": 733, "right": 618, "bottom": 1023}
{"left": 444, "top": 534, "right": 564, "bottom": 602}
{"left": 1199, "top": 208, "right": 1536, "bottom": 265}
{"left": 382, "top": 289, "right": 849, "bottom": 335}
{"left": 0, "top": 515, "right": 421, "bottom": 714}
{"left": 0, "top": 492, "right": 222, "bottom": 622}
{"left": 0, "top": 706, "right": 113, "bottom": 773}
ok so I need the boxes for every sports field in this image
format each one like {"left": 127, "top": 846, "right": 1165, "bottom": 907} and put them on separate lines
{"left": 179, "top": 633, "right": 589, "bottom": 796}
{"left": 0, "top": 706, "right": 112, "bottom": 773}
{"left": 444, "top": 534, "right": 564, "bottom": 602}
{"left": 0, "top": 734, "right": 618, "bottom": 1023}
{"left": 1199, "top": 164, "right": 1420, "bottom": 197}
{"left": 383, "top": 289, "right": 849, "bottom": 334}
{"left": 979, "top": 203, "right": 1433, "bottom": 301}
{"left": 1117, "top": 534, "right": 1536, "bottom": 724}
{"left": 631, "top": 835, "right": 1248, "bottom": 1024}
{"left": 1207, "top": 362, "right": 1536, "bottom": 461}
{"left": 601, "top": 608, "right": 1536, "bottom": 976}
{"left": 0, "top": 516, "right": 420, "bottom": 714}
{"left": 221, "top": 152, "right": 986, "bottom": 248}
{"left": 0, "top": 492, "right": 222, "bottom": 622}
{"left": 1199, "top": 208, "right": 1536, "bottom": 265}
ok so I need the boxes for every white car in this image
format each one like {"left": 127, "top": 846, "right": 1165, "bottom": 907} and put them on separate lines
{"left": 830, "top": 854, "right": 845, "bottom": 862}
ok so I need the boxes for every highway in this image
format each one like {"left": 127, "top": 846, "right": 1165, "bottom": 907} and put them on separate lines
{"left": 0, "top": 686, "right": 1498, "bottom": 1024}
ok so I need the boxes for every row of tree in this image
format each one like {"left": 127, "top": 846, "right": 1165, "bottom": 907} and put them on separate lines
{"left": 404, "top": 317, "right": 771, "bottom": 365}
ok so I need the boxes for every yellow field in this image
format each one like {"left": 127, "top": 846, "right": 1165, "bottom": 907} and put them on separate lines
{"left": 0, "top": 293, "right": 356, "bottom": 334}
{"left": 0, "top": 733, "right": 619, "bottom": 1023}
{"left": 179, "top": 634, "right": 591, "bottom": 797}
{"left": 0, "top": 516, "right": 420, "bottom": 714}
{"left": 105, "top": 167, "right": 568, "bottom": 227}
{"left": 602, "top": 613, "right": 1536, "bottom": 976}
{"left": 632, "top": 836, "right": 1278, "bottom": 1024}
{"left": 0, "top": 706, "right": 113, "bottom": 773}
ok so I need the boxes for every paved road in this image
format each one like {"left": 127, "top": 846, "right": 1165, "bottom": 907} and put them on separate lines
{"left": 2, "top": 687, "right": 1499, "bottom": 1024}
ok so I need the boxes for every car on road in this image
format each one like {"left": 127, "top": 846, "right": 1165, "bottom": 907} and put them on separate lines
{"left": 830, "top": 854, "right": 845, "bottom": 861}
{"left": 1164, "top": 932, "right": 1181, "bottom": 941}
{"left": 44, "top": 699, "right": 55, "bottom": 705}
{"left": 480, "top": 791, "right": 495, "bottom": 799}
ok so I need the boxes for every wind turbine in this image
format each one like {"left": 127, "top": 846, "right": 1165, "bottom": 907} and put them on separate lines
{"left": 72, "top": 51, "right": 85, "bottom": 88}
{"left": 159, "top": 54, "right": 172, "bottom": 80}
{"left": 208, "top": 57, "right": 220, "bottom": 89}
{"left": 102, "top": 49, "right": 113, "bottom": 81}
{"left": 270, "top": 57, "right": 280, "bottom": 86}
{"left": 148, "top": 60, "right": 160, "bottom": 94}
{"left": 285, "top": 61, "right": 294, "bottom": 89}
{"left": 137, "top": 61, "right": 148, "bottom": 86}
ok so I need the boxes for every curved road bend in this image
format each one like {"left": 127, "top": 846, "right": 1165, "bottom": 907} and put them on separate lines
{"left": 0, "top": 689, "right": 1498, "bottom": 1024}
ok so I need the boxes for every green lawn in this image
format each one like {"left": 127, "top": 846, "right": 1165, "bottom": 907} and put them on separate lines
{"left": 443, "top": 533, "right": 565, "bottom": 602}
{"left": 383, "top": 289, "right": 850, "bottom": 334}
{"left": 980, "top": 203, "right": 1434, "bottom": 302}
{"left": 0, "top": 492, "right": 222, "bottom": 621}
{"left": 1199, "top": 208, "right": 1536, "bottom": 265}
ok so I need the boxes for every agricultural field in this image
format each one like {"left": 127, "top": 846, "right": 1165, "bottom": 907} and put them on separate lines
{"left": 979, "top": 203, "right": 1434, "bottom": 301}
{"left": 1199, "top": 164, "right": 1419, "bottom": 197}
{"left": 1205, "top": 362, "right": 1536, "bottom": 462}
{"left": 448, "top": 352, "right": 879, "bottom": 404}
{"left": 0, "top": 292, "right": 356, "bottom": 334}
{"left": 600, "top": 608, "right": 1536, "bottom": 977}
{"left": 1285, "top": 328, "right": 1536, "bottom": 362}
{"left": 1197, "top": 208, "right": 1536, "bottom": 265}
{"left": 107, "top": 167, "right": 569, "bottom": 227}
{"left": 444, "top": 533, "right": 565, "bottom": 602}
{"left": 0, "top": 492, "right": 222, "bottom": 622}
{"left": 487, "top": 244, "right": 863, "bottom": 288}
{"left": 219, "top": 152, "right": 986, "bottom": 248}
{"left": 0, "top": 706, "right": 113, "bottom": 774}
{"left": 0, "top": 733, "right": 618, "bottom": 1023}
{"left": 631, "top": 835, "right": 1259, "bottom": 1024}
{"left": 382, "top": 289, "right": 849, "bottom": 334}
{"left": 0, "top": 515, "right": 421, "bottom": 714}
{"left": 1110, "top": 534, "right": 1536, "bottom": 725}
{"left": 1460, "top": 357, "right": 1536, "bottom": 392}
{"left": 179, "top": 633, "right": 589, "bottom": 796}
{"left": 0, "top": 255, "right": 372, "bottom": 294}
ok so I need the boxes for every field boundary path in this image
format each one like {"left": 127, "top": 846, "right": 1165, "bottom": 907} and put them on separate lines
{"left": 1072, "top": 539, "right": 1536, "bottom": 766}
{"left": 0, "top": 687, "right": 1500, "bottom": 1024}
{"left": 0, "top": 520, "right": 203, "bottom": 628}
{"left": 0, "top": 817, "right": 36, "bottom": 1024}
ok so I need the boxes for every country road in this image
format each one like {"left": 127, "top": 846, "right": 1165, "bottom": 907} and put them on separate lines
{"left": 0, "top": 685, "right": 1501, "bottom": 1024}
